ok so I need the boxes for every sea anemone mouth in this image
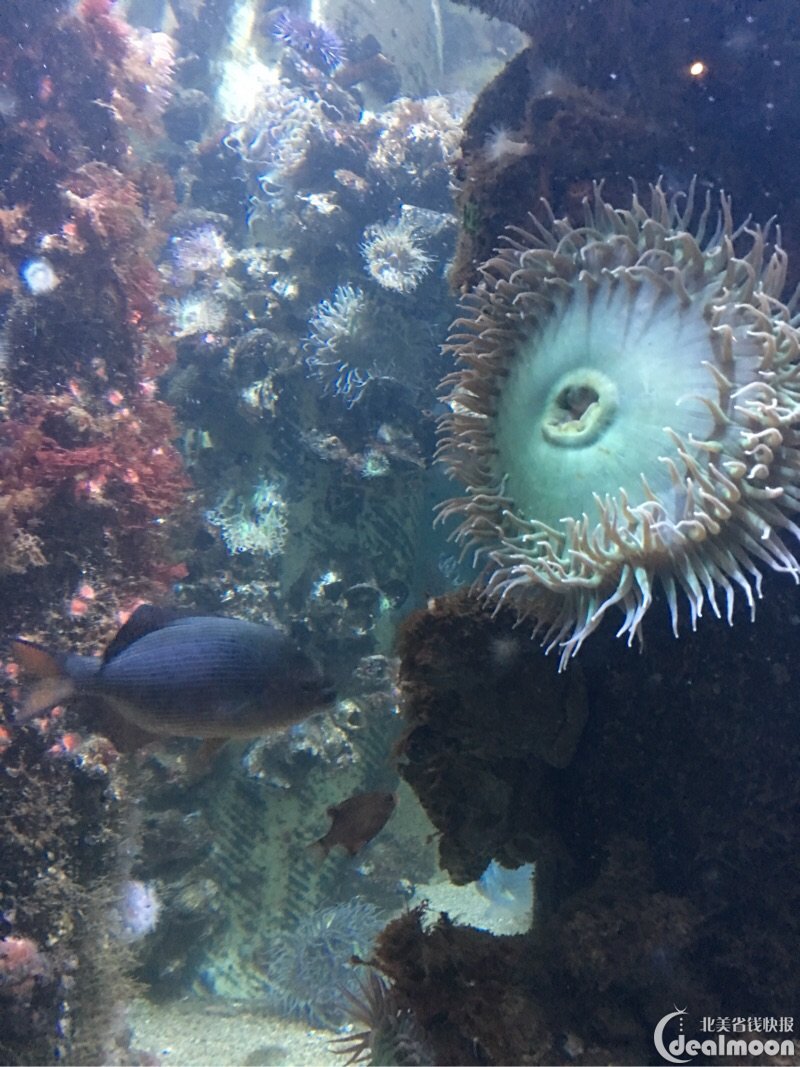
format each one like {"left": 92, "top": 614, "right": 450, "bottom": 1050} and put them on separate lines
{"left": 541, "top": 369, "right": 617, "bottom": 447}
{"left": 437, "top": 180, "right": 800, "bottom": 667}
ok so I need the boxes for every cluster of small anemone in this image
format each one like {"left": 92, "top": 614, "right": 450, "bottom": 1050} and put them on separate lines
{"left": 438, "top": 182, "right": 800, "bottom": 667}
{"left": 206, "top": 482, "right": 288, "bottom": 557}
{"left": 370, "top": 94, "right": 467, "bottom": 181}
{"left": 223, "top": 80, "right": 322, "bottom": 190}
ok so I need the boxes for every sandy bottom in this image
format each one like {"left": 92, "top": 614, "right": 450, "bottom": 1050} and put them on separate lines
{"left": 129, "top": 997, "right": 342, "bottom": 1066}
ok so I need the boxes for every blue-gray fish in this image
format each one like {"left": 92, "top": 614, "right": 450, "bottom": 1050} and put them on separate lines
{"left": 11, "top": 604, "right": 335, "bottom": 740}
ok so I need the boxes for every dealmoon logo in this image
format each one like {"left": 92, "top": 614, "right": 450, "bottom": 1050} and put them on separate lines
{"left": 654, "top": 1008, "right": 690, "bottom": 1064}
{"left": 653, "top": 1009, "right": 796, "bottom": 1062}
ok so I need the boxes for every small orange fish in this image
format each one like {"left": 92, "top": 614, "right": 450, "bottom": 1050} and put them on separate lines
{"left": 310, "top": 791, "right": 397, "bottom": 861}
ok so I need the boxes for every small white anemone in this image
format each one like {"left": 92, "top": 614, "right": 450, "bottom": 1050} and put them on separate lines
{"left": 482, "top": 124, "right": 534, "bottom": 168}
{"left": 21, "top": 257, "right": 59, "bottom": 295}
{"left": 361, "top": 218, "right": 433, "bottom": 294}
{"left": 170, "top": 293, "right": 227, "bottom": 338}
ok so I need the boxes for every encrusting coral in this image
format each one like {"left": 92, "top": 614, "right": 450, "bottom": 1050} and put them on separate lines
{"left": 0, "top": 0, "right": 189, "bottom": 598}
{"left": 0, "top": 699, "right": 140, "bottom": 1065}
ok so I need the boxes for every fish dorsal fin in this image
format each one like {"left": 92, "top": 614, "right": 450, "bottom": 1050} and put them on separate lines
{"left": 103, "top": 604, "right": 185, "bottom": 663}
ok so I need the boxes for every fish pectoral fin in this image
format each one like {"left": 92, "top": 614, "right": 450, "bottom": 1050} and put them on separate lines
{"left": 198, "top": 736, "right": 227, "bottom": 761}
{"left": 84, "top": 704, "right": 161, "bottom": 754}
{"left": 185, "top": 737, "right": 228, "bottom": 780}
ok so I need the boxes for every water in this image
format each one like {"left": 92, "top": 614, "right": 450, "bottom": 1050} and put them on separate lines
{"left": 0, "top": 1, "right": 798, "bottom": 1064}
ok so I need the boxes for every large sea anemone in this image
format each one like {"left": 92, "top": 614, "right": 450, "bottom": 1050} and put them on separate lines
{"left": 257, "top": 899, "right": 384, "bottom": 1028}
{"left": 332, "top": 970, "right": 432, "bottom": 1066}
{"left": 438, "top": 183, "right": 800, "bottom": 667}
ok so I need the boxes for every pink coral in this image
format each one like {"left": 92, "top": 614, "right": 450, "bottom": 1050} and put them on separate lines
{"left": 0, "top": 936, "right": 49, "bottom": 1003}
{"left": 0, "top": 392, "right": 189, "bottom": 588}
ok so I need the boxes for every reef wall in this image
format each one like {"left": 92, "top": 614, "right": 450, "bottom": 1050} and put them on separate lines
{"left": 0, "top": 0, "right": 189, "bottom": 639}
{"left": 0, "top": 2, "right": 187, "bottom": 1060}
{"left": 384, "top": 580, "right": 800, "bottom": 1064}
{"left": 0, "top": 715, "right": 143, "bottom": 1065}
{"left": 448, "top": 0, "right": 800, "bottom": 290}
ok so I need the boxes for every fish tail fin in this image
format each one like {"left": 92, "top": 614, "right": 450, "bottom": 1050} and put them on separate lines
{"left": 10, "top": 639, "right": 76, "bottom": 722}
{"left": 16, "top": 678, "right": 76, "bottom": 722}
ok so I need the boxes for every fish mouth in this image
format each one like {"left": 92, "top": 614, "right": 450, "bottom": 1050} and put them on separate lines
{"left": 319, "top": 685, "right": 337, "bottom": 705}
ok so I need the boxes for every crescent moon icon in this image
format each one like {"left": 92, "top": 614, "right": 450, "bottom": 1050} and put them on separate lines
{"left": 653, "top": 1007, "right": 690, "bottom": 1064}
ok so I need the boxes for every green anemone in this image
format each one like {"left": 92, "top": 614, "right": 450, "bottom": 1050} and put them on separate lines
{"left": 438, "top": 183, "right": 800, "bottom": 667}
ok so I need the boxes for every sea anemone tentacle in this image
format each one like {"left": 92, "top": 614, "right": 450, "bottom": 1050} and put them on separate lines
{"left": 437, "top": 182, "right": 800, "bottom": 667}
